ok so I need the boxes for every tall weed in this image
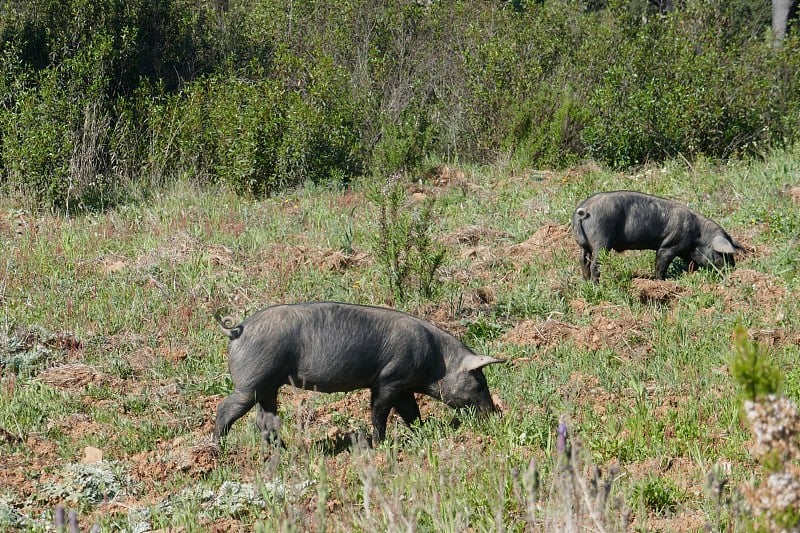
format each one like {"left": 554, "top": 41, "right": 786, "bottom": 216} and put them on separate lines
{"left": 368, "top": 176, "right": 446, "bottom": 304}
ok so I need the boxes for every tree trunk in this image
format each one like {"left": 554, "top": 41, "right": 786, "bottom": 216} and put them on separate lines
{"left": 773, "top": 0, "right": 797, "bottom": 48}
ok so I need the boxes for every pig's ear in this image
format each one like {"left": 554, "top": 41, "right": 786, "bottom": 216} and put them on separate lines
{"left": 711, "top": 235, "right": 736, "bottom": 254}
{"left": 459, "top": 354, "right": 505, "bottom": 372}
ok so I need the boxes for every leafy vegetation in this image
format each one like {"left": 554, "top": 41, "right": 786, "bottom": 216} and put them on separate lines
{"left": 1, "top": 0, "right": 800, "bottom": 209}
{"left": 731, "top": 324, "right": 784, "bottom": 402}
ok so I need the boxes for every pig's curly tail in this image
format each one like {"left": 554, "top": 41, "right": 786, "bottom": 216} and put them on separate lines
{"left": 215, "top": 314, "right": 243, "bottom": 340}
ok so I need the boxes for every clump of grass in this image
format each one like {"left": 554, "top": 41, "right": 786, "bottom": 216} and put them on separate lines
{"left": 630, "top": 474, "right": 682, "bottom": 516}
{"left": 730, "top": 325, "right": 784, "bottom": 402}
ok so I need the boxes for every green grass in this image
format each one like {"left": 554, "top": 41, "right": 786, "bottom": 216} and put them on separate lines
{"left": 1, "top": 147, "right": 800, "bottom": 530}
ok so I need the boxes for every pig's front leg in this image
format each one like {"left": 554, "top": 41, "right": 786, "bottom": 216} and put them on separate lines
{"left": 655, "top": 248, "right": 677, "bottom": 280}
{"left": 256, "top": 393, "right": 281, "bottom": 444}
{"left": 369, "top": 387, "right": 403, "bottom": 444}
{"left": 392, "top": 391, "right": 422, "bottom": 427}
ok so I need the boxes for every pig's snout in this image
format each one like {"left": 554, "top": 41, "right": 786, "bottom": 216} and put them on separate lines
{"left": 471, "top": 396, "right": 501, "bottom": 417}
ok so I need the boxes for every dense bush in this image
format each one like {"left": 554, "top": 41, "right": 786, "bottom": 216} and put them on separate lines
{"left": 1, "top": 0, "right": 799, "bottom": 209}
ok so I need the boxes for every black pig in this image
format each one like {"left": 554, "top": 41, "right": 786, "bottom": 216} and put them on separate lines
{"left": 213, "top": 302, "right": 503, "bottom": 445}
{"left": 572, "top": 191, "right": 742, "bottom": 282}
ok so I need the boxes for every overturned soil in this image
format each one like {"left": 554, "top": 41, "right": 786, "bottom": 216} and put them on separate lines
{"left": 501, "top": 304, "right": 652, "bottom": 354}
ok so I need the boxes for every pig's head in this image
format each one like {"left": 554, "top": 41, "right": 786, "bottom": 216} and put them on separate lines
{"left": 437, "top": 353, "right": 504, "bottom": 413}
{"left": 691, "top": 233, "right": 741, "bottom": 272}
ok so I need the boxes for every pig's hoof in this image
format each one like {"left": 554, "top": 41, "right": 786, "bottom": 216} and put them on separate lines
{"left": 261, "top": 431, "right": 284, "bottom": 448}
{"left": 350, "top": 429, "right": 371, "bottom": 450}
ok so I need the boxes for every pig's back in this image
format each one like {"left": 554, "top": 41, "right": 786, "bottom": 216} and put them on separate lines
{"left": 244, "top": 302, "right": 443, "bottom": 393}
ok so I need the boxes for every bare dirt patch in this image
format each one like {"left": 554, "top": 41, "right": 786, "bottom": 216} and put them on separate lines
{"left": 0, "top": 435, "right": 60, "bottom": 500}
{"left": 440, "top": 225, "right": 511, "bottom": 247}
{"left": 786, "top": 186, "right": 800, "bottom": 204}
{"left": 47, "top": 414, "right": 106, "bottom": 444}
{"left": 501, "top": 318, "right": 578, "bottom": 349}
{"left": 502, "top": 306, "right": 652, "bottom": 353}
{"left": 748, "top": 327, "right": 800, "bottom": 347}
{"left": 422, "top": 164, "right": 467, "bottom": 187}
{"left": 255, "top": 243, "right": 370, "bottom": 276}
{"left": 130, "top": 434, "right": 219, "bottom": 487}
{"left": 418, "top": 291, "right": 497, "bottom": 337}
{"left": 718, "top": 268, "right": 788, "bottom": 314}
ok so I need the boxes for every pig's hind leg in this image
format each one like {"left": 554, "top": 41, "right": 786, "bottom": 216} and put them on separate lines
{"left": 214, "top": 390, "right": 257, "bottom": 443}
{"left": 579, "top": 248, "right": 593, "bottom": 280}
{"left": 588, "top": 247, "right": 605, "bottom": 282}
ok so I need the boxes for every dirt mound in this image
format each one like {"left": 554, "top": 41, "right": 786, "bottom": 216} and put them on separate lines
{"left": 787, "top": 186, "right": 800, "bottom": 204}
{"left": 255, "top": 243, "right": 369, "bottom": 276}
{"left": 500, "top": 318, "right": 577, "bottom": 348}
{"left": 440, "top": 225, "right": 511, "bottom": 246}
{"left": 507, "top": 223, "right": 573, "bottom": 263}
{"left": 584, "top": 312, "right": 651, "bottom": 352}
{"left": 631, "top": 278, "right": 686, "bottom": 305}
{"left": 37, "top": 364, "right": 111, "bottom": 391}
{"left": 130, "top": 436, "right": 218, "bottom": 485}
{"left": 749, "top": 327, "right": 800, "bottom": 347}
{"left": 422, "top": 304, "right": 467, "bottom": 337}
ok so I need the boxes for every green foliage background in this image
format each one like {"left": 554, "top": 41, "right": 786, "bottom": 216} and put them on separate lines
{"left": 1, "top": 0, "right": 799, "bottom": 209}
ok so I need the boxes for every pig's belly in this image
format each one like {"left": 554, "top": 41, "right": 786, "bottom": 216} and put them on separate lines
{"left": 285, "top": 372, "right": 374, "bottom": 393}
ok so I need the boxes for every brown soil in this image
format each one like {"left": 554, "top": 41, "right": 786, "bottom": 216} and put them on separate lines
{"left": 506, "top": 222, "right": 573, "bottom": 264}
{"left": 717, "top": 268, "right": 787, "bottom": 314}
{"left": 422, "top": 164, "right": 467, "bottom": 187}
{"left": 631, "top": 278, "right": 686, "bottom": 305}
{"left": 501, "top": 304, "right": 652, "bottom": 353}
{"left": 787, "top": 186, "right": 800, "bottom": 204}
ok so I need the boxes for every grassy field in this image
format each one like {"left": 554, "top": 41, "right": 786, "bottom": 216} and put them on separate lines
{"left": 1, "top": 147, "right": 799, "bottom": 531}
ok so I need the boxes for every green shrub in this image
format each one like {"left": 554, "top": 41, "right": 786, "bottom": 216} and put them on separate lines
{"left": 505, "top": 84, "right": 589, "bottom": 169}
{"left": 579, "top": 3, "right": 800, "bottom": 167}
{"left": 164, "top": 51, "right": 363, "bottom": 195}
{"left": 3, "top": 0, "right": 800, "bottom": 208}
{"left": 1, "top": 35, "right": 115, "bottom": 210}
{"left": 730, "top": 325, "right": 783, "bottom": 402}
{"left": 368, "top": 177, "right": 447, "bottom": 304}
